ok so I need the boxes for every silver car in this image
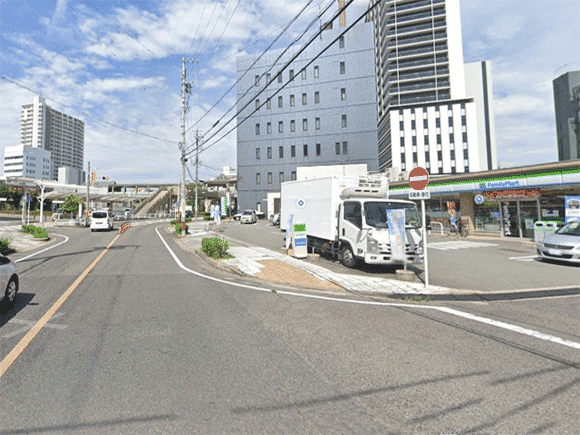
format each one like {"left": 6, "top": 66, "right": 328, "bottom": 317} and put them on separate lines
{"left": 0, "top": 255, "right": 19, "bottom": 309}
{"left": 537, "top": 219, "right": 580, "bottom": 264}
{"left": 240, "top": 209, "right": 257, "bottom": 224}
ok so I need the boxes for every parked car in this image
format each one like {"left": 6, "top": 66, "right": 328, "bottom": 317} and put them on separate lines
{"left": 0, "top": 255, "right": 18, "bottom": 309}
{"left": 269, "top": 213, "right": 280, "bottom": 226}
{"left": 537, "top": 219, "right": 580, "bottom": 264}
{"left": 90, "top": 210, "right": 114, "bottom": 232}
{"left": 233, "top": 212, "right": 242, "bottom": 221}
{"left": 240, "top": 209, "right": 257, "bottom": 224}
{"left": 256, "top": 210, "right": 266, "bottom": 220}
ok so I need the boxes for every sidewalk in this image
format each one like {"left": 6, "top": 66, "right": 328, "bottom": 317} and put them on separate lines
{"left": 175, "top": 223, "right": 453, "bottom": 296}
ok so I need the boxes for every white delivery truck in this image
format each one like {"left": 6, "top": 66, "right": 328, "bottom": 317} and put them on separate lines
{"left": 280, "top": 175, "right": 424, "bottom": 268}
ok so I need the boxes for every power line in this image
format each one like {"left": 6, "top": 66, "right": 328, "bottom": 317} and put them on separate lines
{"left": 1, "top": 75, "right": 175, "bottom": 143}
{"left": 203, "top": 0, "right": 243, "bottom": 67}
{"left": 184, "top": 0, "right": 326, "bottom": 137}
{"left": 196, "top": 0, "right": 231, "bottom": 57}
{"left": 186, "top": 0, "right": 378, "bottom": 159}
{"left": 190, "top": 0, "right": 221, "bottom": 55}
{"left": 188, "top": 0, "right": 210, "bottom": 54}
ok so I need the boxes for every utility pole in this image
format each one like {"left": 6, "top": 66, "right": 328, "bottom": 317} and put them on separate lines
{"left": 86, "top": 161, "right": 90, "bottom": 215}
{"left": 180, "top": 56, "right": 190, "bottom": 235}
{"left": 195, "top": 130, "right": 199, "bottom": 217}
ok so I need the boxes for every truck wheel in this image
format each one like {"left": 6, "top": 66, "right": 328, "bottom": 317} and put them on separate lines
{"left": 341, "top": 245, "right": 356, "bottom": 268}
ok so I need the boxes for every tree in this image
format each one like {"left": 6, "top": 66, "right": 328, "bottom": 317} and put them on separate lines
{"left": 62, "top": 194, "right": 85, "bottom": 213}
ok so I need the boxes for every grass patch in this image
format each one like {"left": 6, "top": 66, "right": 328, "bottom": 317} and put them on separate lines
{"left": 0, "top": 237, "right": 12, "bottom": 254}
{"left": 405, "top": 295, "right": 432, "bottom": 303}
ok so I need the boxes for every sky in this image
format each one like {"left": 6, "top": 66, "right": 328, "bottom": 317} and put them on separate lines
{"left": 0, "top": 0, "right": 579, "bottom": 184}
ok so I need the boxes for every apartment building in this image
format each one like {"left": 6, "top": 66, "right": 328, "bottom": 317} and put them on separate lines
{"left": 367, "top": 0, "right": 497, "bottom": 175}
{"left": 553, "top": 70, "right": 580, "bottom": 161}
{"left": 18, "top": 96, "right": 84, "bottom": 180}
{"left": 236, "top": 2, "right": 378, "bottom": 212}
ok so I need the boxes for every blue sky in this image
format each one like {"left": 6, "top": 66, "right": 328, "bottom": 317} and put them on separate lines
{"left": 1, "top": 0, "right": 579, "bottom": 183}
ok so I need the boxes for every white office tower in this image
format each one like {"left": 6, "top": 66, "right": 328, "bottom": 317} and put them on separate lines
{"left": 19, "top": 96, "right": 84, "bottom": 180}
{"left": 368, "top": 0, "right": 497, "bottom": 174}
{"left": 3, "top": 145, "right": 52, "bottom": 179}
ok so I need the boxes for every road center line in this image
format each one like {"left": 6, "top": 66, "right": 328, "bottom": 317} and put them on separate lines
{"left": 155, "top": 226, "right": 580, "bottom": 352}
{"left": 0, "top": 233, "right": 121, "bottom": 378}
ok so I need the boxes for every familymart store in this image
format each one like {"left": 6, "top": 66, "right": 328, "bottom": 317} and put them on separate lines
{"left": 389, "top": 161, "right": 580, "bottom": 239}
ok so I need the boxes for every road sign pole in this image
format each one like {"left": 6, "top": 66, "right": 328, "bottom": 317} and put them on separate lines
{"left": 422, "top": 198, "right": 429, "bottom": 288}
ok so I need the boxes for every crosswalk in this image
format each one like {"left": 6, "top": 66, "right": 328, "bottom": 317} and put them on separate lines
{"left": 428, "top": 241, "right": 499, "bottom": 250}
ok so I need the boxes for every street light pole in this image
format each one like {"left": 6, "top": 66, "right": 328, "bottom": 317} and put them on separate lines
{"left": 180, "top": 56, "right": 189, "bottom": 235}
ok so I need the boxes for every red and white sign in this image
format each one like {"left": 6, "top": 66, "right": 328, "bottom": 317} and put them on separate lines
{"left": 408, "top": 167, "right": 429, "bottom": 191}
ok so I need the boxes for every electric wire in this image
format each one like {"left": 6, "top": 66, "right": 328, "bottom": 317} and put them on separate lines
{"left": 1, "top": 76, "right": 175, "bottom": 143}
{"left": 186, "top": 0, "right": 378, "bottom": 159}
{"left": 196, "top": 0, "right": 231, "bottom": 58}
{"left": 184, "top": 0, "right": 326, "bottom": 136}
{"left": 189, "top": 0, "right": 210, "bottom": 54}
{"left": 203, "top": 0, "right": 243, "bottom": 67}
{"left": 190, "top": 0, "right": 221, "bottom": 55}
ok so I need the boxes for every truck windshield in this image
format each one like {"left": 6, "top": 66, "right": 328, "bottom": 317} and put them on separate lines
{"left": 364, "top": 202, "right": 421, "bottom": 229}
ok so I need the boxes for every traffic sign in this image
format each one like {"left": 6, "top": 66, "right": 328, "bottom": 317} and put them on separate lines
{"left": 409, "top": 190, "right": 431, "bottom": 200}
{"left": 408, "top": 167, "right": 429, "bottom": 190}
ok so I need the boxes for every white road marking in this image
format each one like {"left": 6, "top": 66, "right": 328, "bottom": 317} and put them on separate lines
{"left": 509, "top": 255, "right": 539, "bottom": 261}
{"left": 4, "top": 313, "right": 67, "bottom": 338}
{"left": 14, "top": 233, "right": 69, "bottom": 263}
{"left": 155, "top": 226, "right": 580, "bottom": 351}
{"left": 428, "top": 241, "right": 498, "bottom": 250}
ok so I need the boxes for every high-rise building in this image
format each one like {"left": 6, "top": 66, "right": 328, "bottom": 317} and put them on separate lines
{"left": 553, "top": 70, "right": 580, "bottom": 161}
{"left": 367, "top": 0, "right": 497, "bottom": 174}
{"left": 236, "top": 3, "right": 377, "bottom": 212}
{"left": 19, "top": 96, "right": 84, "bottom": 180}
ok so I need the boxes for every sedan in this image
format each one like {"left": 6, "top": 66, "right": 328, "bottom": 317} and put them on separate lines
{"left": 0, "top": 255, "right": 19, "bottom": 309}
{"left": 537, "top": 219, "right": 580, "bottom": 263}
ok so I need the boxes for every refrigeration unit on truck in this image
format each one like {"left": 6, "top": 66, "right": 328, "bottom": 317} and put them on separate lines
{"left": 280, "top": 175, "right": 424, "bottom": 268}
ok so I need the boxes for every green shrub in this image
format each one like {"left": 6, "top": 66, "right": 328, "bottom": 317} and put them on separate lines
{"left": 0, "top": 237, "right": 12, "bottom": 253}
{"left": 170, "top": 219, "right": 178, "bottom": 225}
{"left": 33, "top": 227, "right": 49, "bottom": 238}
{"left": 201, "top": 237, "right": 229, "bottom": 259}
{"left": 203, "top": 216, "right": 211, "bottom": 221}
{"left": 174, "top": 222, "right": 188, "bottom": 235}
{"left": 21, "top": 224, "right": 37, "bottom": 234}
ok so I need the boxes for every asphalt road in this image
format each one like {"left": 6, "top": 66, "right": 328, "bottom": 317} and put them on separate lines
{"left": 218, "top": 219, "right": 580, "bottom": 292}
{"left": 1, "top": 221, "right": 578, "bottom": 434}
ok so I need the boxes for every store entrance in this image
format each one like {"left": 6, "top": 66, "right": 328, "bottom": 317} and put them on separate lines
{"left": 500, "top": 200, "right": 539, "bottom": 238}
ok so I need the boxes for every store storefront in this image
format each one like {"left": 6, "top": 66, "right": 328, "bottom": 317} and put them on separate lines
{"left": 389, "top": 161, "right": 580, "bottom": 239}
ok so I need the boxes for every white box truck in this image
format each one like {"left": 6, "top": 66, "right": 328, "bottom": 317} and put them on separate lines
{"left": 280, "top": 175, "right": 424, "bottom": 268}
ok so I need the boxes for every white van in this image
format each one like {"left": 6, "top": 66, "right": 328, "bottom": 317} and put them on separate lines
{"left": 90, "top": 210, "right": 114, "bottom": 232}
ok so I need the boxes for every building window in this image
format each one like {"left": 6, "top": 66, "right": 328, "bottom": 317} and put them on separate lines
{"left": 290, "top": 94, "right": 295, "bottom": 107}
{"left": 315, "top": 117, "right": 320, "bottom": 130}
{"left": 449, "top": 133, "right": 454, "bottom": 143}
{"left": 291, "top": 145, "right": 296, "bottom": 157}
{"left": 463, "top": 132, "right": 468, "bottom": 142}
{"left": 267, "top": 147, "right": 272, "bottom": 159}
{"left": 340, "top": 61, "right": 345, "bottom": 74}
{"left": 289, "top": 69, "right": 294, "bottom": 81}
{"left": 278, "top": 121, "right": 283, "bottom": 133}
{"left": 255, "top": 75, "right": 260, "bottom": 86}
{"left": 314, "top": 65, "right": 319, "bottom": 78}
{"left": 255, "top": 123, "right": 260, "bottom": 135}
{"left": 314, "top": 91, "right": 320, "bottom": 104}
{"left": 255, "top": 99, "right": 260, "bottom": 110}
{"left": 290, "top": 119, "right": 295, "bottom": 132}
{"left": 256, "top": 173, "right": 261, "bottom": 184}
{"left": 341, "top": 114, "right": 347, "bottom": 128}
{"left": 256, "top": 148, "right": 260, "bottom": 160}
{"left": 341, "top": 88, "right": 346, "bottom": 101}
{"left": 279, "top": 146, "right": 284, "bottom": 158}
{"left": 277, "top": 72, "right": 282, "bottom": 83}
{"left": 267, "top": 122, "right": 272, "bottom": 134}
{"left": 279, "top": 172, "right": 284, "bottom": 183}
{"left": 291, "top": 171, "right": 297, "bottom": 180}
{"left": 342, "top": 141, "right": 348, "bottom": 155}
{"left": 302, "top": 93, "right": 307, "bottom": 105}
{"left": 339, "top": 35, "right": 345, "bottom": 48}
{"left": 278, "top": 96, "right": 283, "bottom": 108}
{"left": 267, "top": 98, "right": 271, "bottom": 109}
{"left": 301, "top": 69, "right": 306, "bottom": 80}
{"left": 266, "top": 73, "right": 271, "bottom": 83}
{"left": 303, "top": 119, "right": 308, "bottom": 131}
{"left": 303, "top": 144, "right": 308, "bottom": 156}
{"left": 268, "top": 172, "right": 272, "bottom": 184}
{"left": 316, "top": 143, "right": 321, "bottom": 156}
{"left": 336, "top": 142, "right": 341, "bottom": 155}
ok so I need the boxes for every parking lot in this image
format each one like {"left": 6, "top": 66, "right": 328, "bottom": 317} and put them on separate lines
{"left": 216, "top": 219, "right": 579, "bottom": 292}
